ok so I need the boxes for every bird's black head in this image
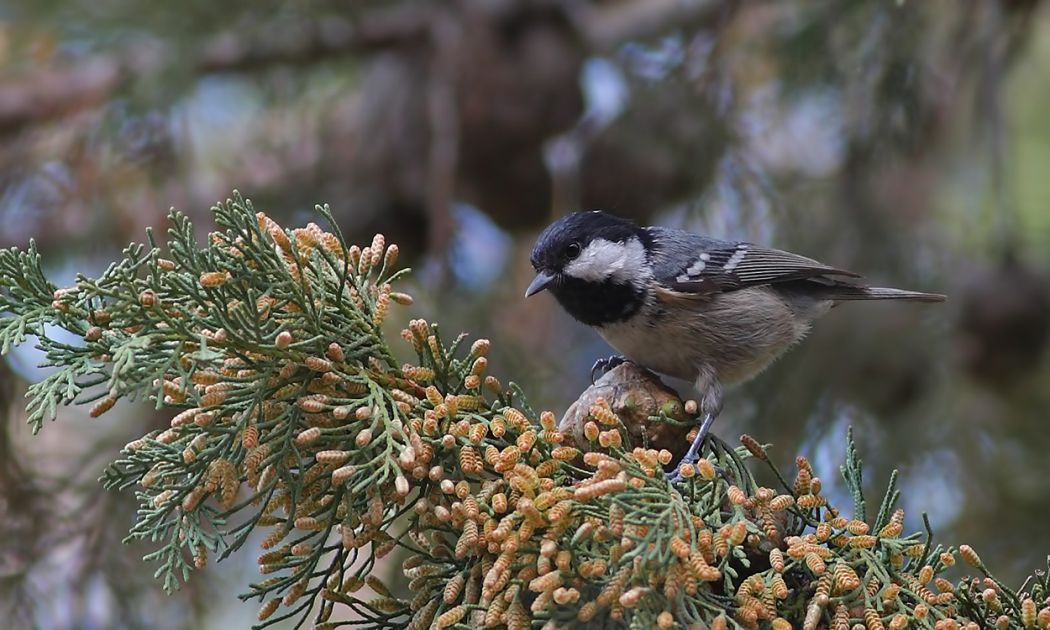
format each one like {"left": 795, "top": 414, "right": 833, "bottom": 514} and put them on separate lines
{"left": 526, "top": 211, "right": 652, "bottom": 326}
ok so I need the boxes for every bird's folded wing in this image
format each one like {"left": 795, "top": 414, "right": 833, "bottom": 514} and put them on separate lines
{"left": 656, "top": 240, "right": 860, "bottom": 295}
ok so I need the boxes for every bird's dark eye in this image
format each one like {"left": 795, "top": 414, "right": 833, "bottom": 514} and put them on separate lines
{"left": 565, "top": 242, "right": 581, "bottom": 260}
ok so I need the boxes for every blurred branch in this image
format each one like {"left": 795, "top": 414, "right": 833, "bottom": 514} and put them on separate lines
{"left": 193, "top": 9, "right": 428, "bottom": 73}
{"left": 570, "top": 0, "right": 732, "bottom": 50}
{"left": 0, "top": 56, "right": 126, "bottom": 136}
{"left": 0, "top": 8, "right": 429, "bottom": 136}
{"left": 0, "top": 0, "right": 740, "bottom": 137}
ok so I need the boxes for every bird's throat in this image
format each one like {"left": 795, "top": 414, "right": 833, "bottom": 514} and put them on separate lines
{"left": 549, "top": 277, "right": 646, "bottom": 327}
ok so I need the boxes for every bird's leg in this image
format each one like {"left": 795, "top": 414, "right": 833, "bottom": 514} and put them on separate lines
{"left": 590, "top": 354, "right": 627, "bottom": 384}
{"left": 668, "top": 368, "right": 723, "bottom": 483}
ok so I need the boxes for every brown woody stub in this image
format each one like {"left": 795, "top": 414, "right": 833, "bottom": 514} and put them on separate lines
{"left": 558, "top": 362, "right": 694, "bottom": 463}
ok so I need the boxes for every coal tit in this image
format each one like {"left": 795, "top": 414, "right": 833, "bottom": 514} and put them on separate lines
{"left": 525, "top": 210, "right": 945, "bottom": 474}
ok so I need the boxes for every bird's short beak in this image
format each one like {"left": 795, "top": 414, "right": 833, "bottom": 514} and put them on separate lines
{"left": 525, "top": 271, "right": 555, "bottom": 298}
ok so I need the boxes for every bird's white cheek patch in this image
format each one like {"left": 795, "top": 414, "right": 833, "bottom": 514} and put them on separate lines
{"left": 564, "top": 238, "right": 647, "bottom": 284}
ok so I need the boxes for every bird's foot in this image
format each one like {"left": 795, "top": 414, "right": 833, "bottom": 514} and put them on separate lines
{"left": 590, "top": 354, "right": 628, "bottom": 384}
{"left": 667, "top": 459, "right": 728, "bottom": 484}
{"left": 666, "top": 412, "right": 718, "bottom": 484}
{"left": 666, "top": 441, "right": 709, "bottom": 484}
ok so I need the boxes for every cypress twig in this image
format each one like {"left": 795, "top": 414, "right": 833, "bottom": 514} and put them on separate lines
{"left": 1, "top": 193, "right": 1047, "bottom": 629}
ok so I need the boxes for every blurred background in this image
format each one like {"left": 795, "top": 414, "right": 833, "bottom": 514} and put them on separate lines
{"left": 1, "top": 0, "right": 1050, "bottom": 627}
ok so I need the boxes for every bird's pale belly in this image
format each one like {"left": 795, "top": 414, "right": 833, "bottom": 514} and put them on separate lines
{"left": 596, "top": 289, "right": 813, "bottom": 386}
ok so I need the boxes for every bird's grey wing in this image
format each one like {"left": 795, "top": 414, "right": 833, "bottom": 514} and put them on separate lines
{"left": 647, "top": 227, "right": 860, "bottom": 296}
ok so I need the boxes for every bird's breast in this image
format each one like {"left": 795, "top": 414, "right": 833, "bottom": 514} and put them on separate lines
{"left": 596, "top": 316, "right": 700, "bottom": 381}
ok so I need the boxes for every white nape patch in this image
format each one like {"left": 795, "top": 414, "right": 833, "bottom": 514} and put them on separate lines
{"left": 564, "top": 237, "right": 648, "bottom": 284}
{"left": 723, "top": 244, "right": 748, "bottom": 272}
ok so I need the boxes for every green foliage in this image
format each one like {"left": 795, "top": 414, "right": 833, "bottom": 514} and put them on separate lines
{"left": 2, "top": 195, "right": 1049, "bottom": 630}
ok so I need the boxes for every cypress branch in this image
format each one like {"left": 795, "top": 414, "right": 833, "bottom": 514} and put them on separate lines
{"left": 2, "top": 193, "right": 1048, "bottom": 629}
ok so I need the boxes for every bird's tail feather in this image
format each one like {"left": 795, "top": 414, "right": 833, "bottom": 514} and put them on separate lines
{"left": 827, "top": 286, "right": 946, "bottom": 303}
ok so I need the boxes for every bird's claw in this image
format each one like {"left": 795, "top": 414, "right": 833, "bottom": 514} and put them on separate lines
{"left": 666, "top": 412, "right": 721, "bottom": 485}
{"left": 666, "top": 456, "right": 727, "bottom": 484}
{"left": 665, "top": 441, "right": 705, "bottom": 484}
{"left": 590, "top": 355, "right": 627, "bottom": 384}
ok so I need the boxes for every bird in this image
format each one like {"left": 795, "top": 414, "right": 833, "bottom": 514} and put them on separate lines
{"left": 525, "top": 210, "right": 945, "bottom": 477}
